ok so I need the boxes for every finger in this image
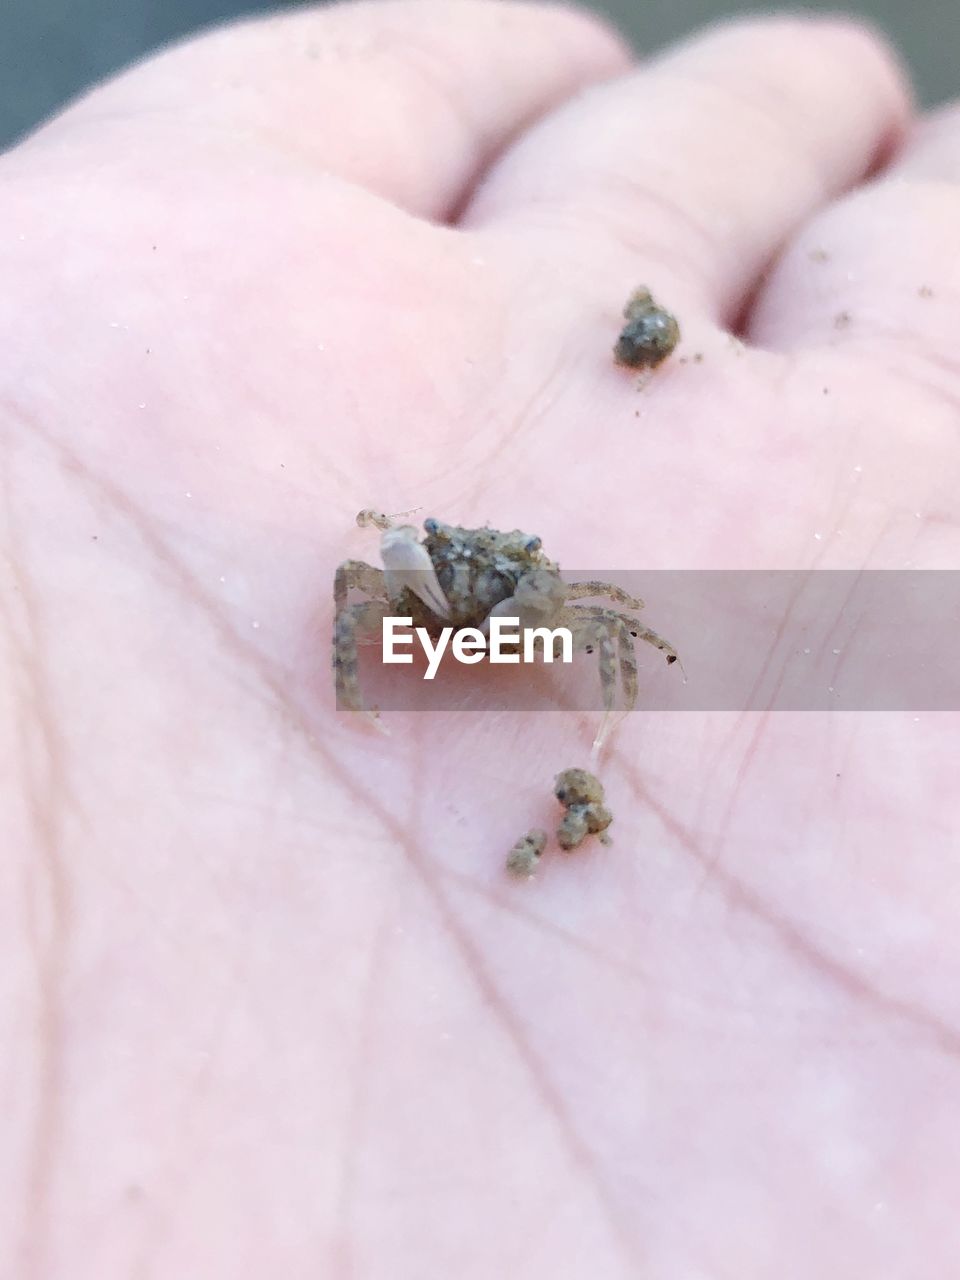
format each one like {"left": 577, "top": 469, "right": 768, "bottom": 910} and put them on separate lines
{"left": 896, "top": 106, "right": 960, "bottom": 183}
{"left": 464, "top": 16, "right": 910, "bottom": 321}
{"left": 747, "top": 107, "right": 960, "bottom": 370}
{"left": 24, "top": 0, "right": 629, "bottom": 222}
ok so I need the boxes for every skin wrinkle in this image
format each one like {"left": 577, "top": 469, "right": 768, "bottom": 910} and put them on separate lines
{"left": 808, "top": 332, "right": 960, "bottom": 399}
{"left": 5, "top": 404, "right": 959, "bottom": 1260}
{"left": 802, "top": 516, "right": 900, "bottom": 675}
{"left": 386, "top": 32, "right": 496, "bottom": 220}
{"left": 496, "top": 630, "right": 960, "bottom": 1061}
{"left": 593, "top": 177, "right": 719, "bottom": 301}
{"left": 365, "top": 705, "right": 645, "bottom": 1261}
{"left": 809, "top": 425, "right": 858, "bottom": 542}
{"left": 690, "top": 566, "right": 828, "bottom": 891}
{"left": 330, "top": 902, "right": 393, "bottom": 1280}
{"left": 410, "top": 860, "right": 644, "bottom": 1266}
{"left": 585, "top": 167, "right": 716, "bottom": 275}
{"left": 692, "top": 505, "right": 896, "bottom": 890}
{"left": 125, "top": 753, "right": 375, "bottom": 1276}
{"left": 612, "top": 761, "right": 960, "bottom": 1060}
{"left": 356, "top": 6, "right": 610, "bottom": 219}
{"left": 503, "top": 188, "right": 716, "bottom": 307}
{"left": 905, "top": 367, "right": 960, "bottom": 425}
{"left": 1, "top": 461, "right": 72, "bottom": 1280}
{"left": 143, "top": 756, "right": 401, "bottom": 1265}
{"left": 438, "top": 862, "right": 876, "bottom": 1043}
{"left": 432, "top": 693, "right": 959, "bottom": 1055}
{"left": 5, "top": 402, "right": 641, "bottom": 1269}
{"left": 3, "top": 401, "right": 958, "bottom": 1271}
{"left": 124, "top": 857, "right": 280, "bottom": 1280}
{"left": 423, "top": 323, "right": 570, "bottom": 501}
{"left": 437, "top": 862, "right": 659, "bottom": 983}
{"left": 885, "top": 343, "right": 960, "bottom": 412}
{"left": 13, "top": 394, "right": 960, "bottom": 1264}
{"left": 822, "top": 605, "right": 869, "bottom": 692}
{"left": 911, "top": 507, "right": 960, "bottom": 530}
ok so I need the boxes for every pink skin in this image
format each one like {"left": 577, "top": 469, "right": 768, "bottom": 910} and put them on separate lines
{"left": 2, "top": 3, "right": 959, "bottom": 1275}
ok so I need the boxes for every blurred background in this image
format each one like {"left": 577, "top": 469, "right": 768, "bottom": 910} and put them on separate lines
{"left": 0, "top": 0, "right": 955, "bottom": 150}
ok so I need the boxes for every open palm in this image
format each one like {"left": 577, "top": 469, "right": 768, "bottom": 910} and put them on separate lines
{"left": 3, "top": 3, "right": 959, "bottom": 1275}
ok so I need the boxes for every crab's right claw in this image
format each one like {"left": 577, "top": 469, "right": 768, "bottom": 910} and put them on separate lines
{"left": 381, "top": 526, "right": 451, "bottom": 620}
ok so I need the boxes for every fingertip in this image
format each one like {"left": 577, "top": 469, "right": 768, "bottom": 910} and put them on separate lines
{"left": 659, "top": 12, "right": 914, "bottom": 179}
{"left": 503, "top": 0, "right": 635, "bottom": 86}
{"left": 802, "top": 14, "right": 915, "bottom": 152}
{"left": 676, "top": 13, "right": 910, "bottom": 99}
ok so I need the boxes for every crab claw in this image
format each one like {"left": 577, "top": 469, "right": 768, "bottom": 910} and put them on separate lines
{"left": 480, "top": 569, "right": 566, "bottom": 635}
{"left": 381, "top": 525, "right": 451, "bottom": 620}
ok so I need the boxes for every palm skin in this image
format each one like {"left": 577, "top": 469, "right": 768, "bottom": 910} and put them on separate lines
{"left": 1, "top": 4, "right": 959, "bottom": 1276}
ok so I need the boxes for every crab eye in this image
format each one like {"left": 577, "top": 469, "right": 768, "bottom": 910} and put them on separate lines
{"left": 423, "top": 518, "right": 439, "bottom": 534}
{"left": 525, "top": 536, "right": 541, "bottom": 553}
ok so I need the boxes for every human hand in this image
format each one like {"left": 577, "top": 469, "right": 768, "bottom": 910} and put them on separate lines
{"left": 2, "top": 3, "right": 958, "bottom": 1274}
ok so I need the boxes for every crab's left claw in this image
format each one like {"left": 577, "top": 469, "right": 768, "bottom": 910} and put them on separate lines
{"left": 381, "top": 525, "right": 451, "bottom": 620}
{"left": 481, "top": 569, "right": 566, "bottom": 635}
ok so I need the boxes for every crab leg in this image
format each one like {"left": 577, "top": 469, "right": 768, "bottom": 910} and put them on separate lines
{"left": 564, "top": 580, "right": 645, "bottom": 611}
{"left": 590, "top": 619, "right": 620, "bottom": 758}
{"left": 334, "top": 560, "right": 387, "bottom": 610}
{"left": 333, "top": 599, "right": 391, "bottom": 732}
{"left": 573, "top": 604, "right": 679, "bottom": 667}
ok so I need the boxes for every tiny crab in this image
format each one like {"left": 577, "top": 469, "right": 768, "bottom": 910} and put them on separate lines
{"left": 614, "top": 287, "right": 680, "bottom": 370}
{"left": 334, "top": 511, "right": 679, "bottom": 751}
